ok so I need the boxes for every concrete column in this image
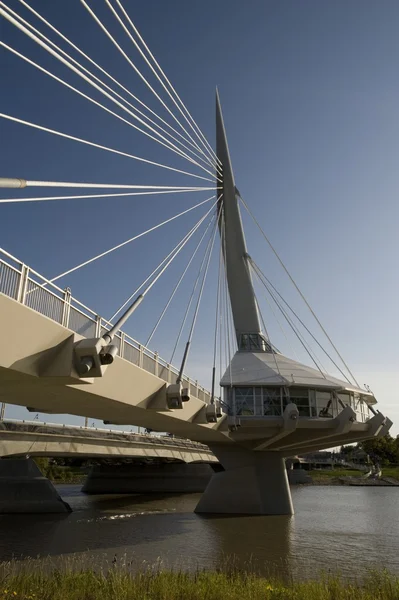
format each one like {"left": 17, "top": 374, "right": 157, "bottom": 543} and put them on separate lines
{"left": 195, "top": 446, "right": 294, "bottom": 515}
{"left": 82, "top": 462, "right": 214, "bottom": 495}
{"left": 0, "top": 458, "right": 71, "bottom": 514}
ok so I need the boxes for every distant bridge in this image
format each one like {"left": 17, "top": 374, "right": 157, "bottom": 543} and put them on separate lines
{"left": 0, "top": 419, "right": 217, "bottom": 464}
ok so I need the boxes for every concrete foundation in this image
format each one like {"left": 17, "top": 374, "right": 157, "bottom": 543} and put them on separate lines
{"left": 0, "top": 458, "right": 71, "bottom": 513}
{"left": 195, "top": 446, "right": 294, "bottom": 515}
{"left": 82, "top": 462, "right": 215, "bottom": 494}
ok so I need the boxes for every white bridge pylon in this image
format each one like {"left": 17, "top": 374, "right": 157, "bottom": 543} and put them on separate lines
{"left": 0, "top": 2, "right": 392, "bottom": 515}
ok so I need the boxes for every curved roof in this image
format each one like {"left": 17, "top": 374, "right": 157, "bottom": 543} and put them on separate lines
{"left": 220, "top": 351, "right": 375, "bottom": 399}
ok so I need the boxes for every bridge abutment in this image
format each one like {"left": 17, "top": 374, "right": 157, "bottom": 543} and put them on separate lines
{"left": 0, "top": 458, "right": 71, "bottom": 514}
{"left": 82, "top": 462, "right": 215, "bottom": 494}
{"left": 195, "top": 446, "right": 294, "bottom": 515}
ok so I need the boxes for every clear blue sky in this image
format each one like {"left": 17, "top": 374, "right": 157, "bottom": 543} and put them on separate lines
{"left": 0, "top": 1, "right": 397, "bottom": 433}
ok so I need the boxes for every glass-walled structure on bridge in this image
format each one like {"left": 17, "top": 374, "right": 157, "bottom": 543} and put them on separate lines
{"left": 225, "top": 386, "right": 371, "bottom": 423}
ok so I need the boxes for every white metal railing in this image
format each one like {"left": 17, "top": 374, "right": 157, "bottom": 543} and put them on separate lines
{"left": 0, "top": 248, "right": 211, "bottom": 404}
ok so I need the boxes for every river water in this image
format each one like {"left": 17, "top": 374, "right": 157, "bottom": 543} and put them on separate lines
{"left": 0, "top": 485, "right": 398, "bottom": 580}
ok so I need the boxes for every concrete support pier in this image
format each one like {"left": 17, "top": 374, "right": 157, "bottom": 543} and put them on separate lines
{"left": 0, "top": 458, "right": 71, "bottom": 514}
{"left": 82, "top": 462, "right": 215, "bottom": 494}
{"left": 195, "top": 446, "right": 294, "bottom": 515}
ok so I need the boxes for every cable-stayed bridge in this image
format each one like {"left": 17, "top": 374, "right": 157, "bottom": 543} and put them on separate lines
{"left": 0, "top": 0, "right": 392, "bottom": 515}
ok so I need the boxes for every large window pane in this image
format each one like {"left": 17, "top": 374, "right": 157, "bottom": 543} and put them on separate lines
{"left": 235, "top": 387, "right": 254, "bottom": 416}
{"left": 316, "top": 391, "right": 333, "bottom": 417}
{"left": 263, "top": 388, "right": 282, "bottom": 416}
{"left": 254, "top": 388, "right": 263, "bottom": 416}
{"left": 289, "top": 387, "right": 310, "bottom": 416}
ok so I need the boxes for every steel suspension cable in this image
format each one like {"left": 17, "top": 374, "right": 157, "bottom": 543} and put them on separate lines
{"left": 0, "top": 12, "right": 216, "bottom": 178}
{"left": 15, "top": 0, "right": 210, "bottom": 159}
{"left": 0, "top": 188, "right": 208, "bottom": 205}
{"left": 108, "top": 201, "right": 217, "bottom": 324}
{"left": 253, "top": 291, "right": 283, "bottom": 380}
{"left": 168, "top": 198, "right": 222, "bottom": 365}
{"left": 221, "top": 213, "right": 233, "bottom": 387}
{"left": 49, "top": 195, "right": 215, "bottom": 284}
{"left": 145, "top": 213, "right": 217, "bottom": 347}
{"left": 223, "top": 263, "right": 233, "bottom": 385}
{"left": 251, "top": 265, "right": 328, "bottom": 378}
{"left": 176, "top": 209, "right": 220, "bottom": 383}
{"left": 1, "top": 3, "right": 212, "bottom": 171}
{"left": 0, "top": 113, "right": 214, "bottom": 183}
{"left": 114, "top": 0, "right": 221, "bottom": 169}
{"left": 81, "top": 0, "right": 219, "bottom": 176}
{"left": 239, "top": 193, "right": 360, "bottom": 386}
{"left": 0, "top": 179, "right": 215, "bottom": 191}
{"left": 250, "top": 259, "right": 352, "bottom": 384}
{"left": 253, "top": 276, "right": 300, "bottom": 362}
{"left": 210, "top": 237, "right": 223, "bottom": 403}
{"left": 106, "top": 0, "right": 220, "bottom": 172}
{"left": 219, "top": 261, "right": 224, "bottom": 402}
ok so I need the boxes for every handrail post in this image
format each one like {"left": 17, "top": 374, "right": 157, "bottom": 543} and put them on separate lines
{"left": 154, "top": 351, "right": 159, "bottom": 377}
{"left": 120, "top": 332, "right": 125, "bottom": 359}
{"left": 95, "top": 315, "right": 102, "bottom": 337}
{"left": 17, "top": 264, "right": 29, "bottom": 304}
{"left": 62, "top": 287, "right": 72, "bottom": 327}
{"left": 139, "top": 344, "right": 143, "bottom": 369}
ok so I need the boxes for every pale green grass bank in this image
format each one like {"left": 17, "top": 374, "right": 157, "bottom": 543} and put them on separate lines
{"left": 0, "top": 568, "right": 398, "bottom": 600}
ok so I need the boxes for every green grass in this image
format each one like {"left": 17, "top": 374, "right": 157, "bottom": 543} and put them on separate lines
{"left": 309, "top": 469, "right": 363, "bottom": 478}
{"left": 47, "top": 466, "right": 85, "bottom": 484}
{"left": 382, "top": 466, "right": 399, "bottom": 480}
{"left": 0, "top": 566, "right": 398, "bottom": 600}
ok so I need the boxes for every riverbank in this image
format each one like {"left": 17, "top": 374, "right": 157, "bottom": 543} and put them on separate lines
{"left": 0, "top": 565, "right": 398, "bottom": 599}
{"left": 306, "top": 468, "right": 399, "bottom": 486}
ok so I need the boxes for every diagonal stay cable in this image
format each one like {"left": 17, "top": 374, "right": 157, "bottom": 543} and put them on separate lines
{"left": 114, "top": 0, "right": 221, "bottom": 169}
{"left": 210, "top": 229, "right": 223, "bottom": 403}
{"left": 48, "top": 195, "right": 215, "bottom": 285}
{"left": 175, "top": 206, "right": 220, "bottom": 383}
{"left": 106, "top": 0, "right": 219, "bottom": 172}
{"left": 168, "top": 197, "right": 222, "bottom": 365}
{"left": 0, "top": 113, "right": 215, "bottom": 183}
{"left": 250, "top": 259, "right": 352, "bottom": 384}
{"left": 251, "top": 264, "right": 328, "bottom": 378}
{"left": 108, "top": 200, "right": 217, "bottom": 326}
{"left": 0, "top": 40, "right": 214, "bottom": 178}
{"left": 253, "top": 274, "right": 301, "bottom": 362}
{"left": 145, "top": 212, "right": 217, "bottom": 347}
{"left": 2, "top": 3, "right": 213, "bottom": 171}
{"left": 80, "top": 0, "right": 221, "bottom": 178}
{"left": 239, "top": 193, "right": 360, "bottom": 387}
{"left": 0, "top": 12, "right": 216, "bottom": 179}
{"left": 15, "top": 0, "right": 212, "bottom": 160}
{"left": 0, "top": 188, "right": 209, "bottom": 204}
{"left": 0, "top": 179, "right": 215, "bottom": 191}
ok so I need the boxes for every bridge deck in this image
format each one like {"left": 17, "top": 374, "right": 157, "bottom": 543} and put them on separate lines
{"left": 0, "top": 248, "right": 212, "bottom": 403}
{"left": 0, "top": 248, "right": 389, "bottom": 451}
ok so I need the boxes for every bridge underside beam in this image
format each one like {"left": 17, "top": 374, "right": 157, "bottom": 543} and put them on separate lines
{"left": 82, "top": 462, "right": 215, "bottom": 494}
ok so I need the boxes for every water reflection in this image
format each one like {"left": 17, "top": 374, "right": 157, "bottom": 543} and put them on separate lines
{"left": 0, "top": 485, "right": 398, "bottom": 580}
{"left": 198, "top": 513, "right": 293, "bottom": 577}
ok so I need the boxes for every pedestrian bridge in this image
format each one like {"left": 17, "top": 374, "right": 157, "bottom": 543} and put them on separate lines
{"left": 0, "top": 248, "right": 391, "bottom": 457}
{"left": 0, "top": 248, "right": 228, "bottom": 446}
